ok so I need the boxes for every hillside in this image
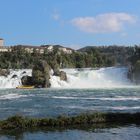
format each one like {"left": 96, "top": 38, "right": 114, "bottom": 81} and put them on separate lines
{"left": 78, "top": 45, "right": 136, "bottom": 65}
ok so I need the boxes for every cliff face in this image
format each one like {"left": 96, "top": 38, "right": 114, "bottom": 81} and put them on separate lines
{"left": 132, "top": 60, "right": 140, "bottom": 84}
{"left": 128, "top": 60, "right": 140, "bottom": 84}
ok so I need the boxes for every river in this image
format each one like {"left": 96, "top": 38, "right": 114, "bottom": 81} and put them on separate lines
{"left": 0, "top": 88, "right": 140, "bottom": 140}
{"left": 0, "top": 67, "right": 140, "bottom": 139}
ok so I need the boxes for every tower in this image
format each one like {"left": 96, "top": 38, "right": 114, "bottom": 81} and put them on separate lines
{"left": 0, "top": 38, "right": 4, "bottom": 48}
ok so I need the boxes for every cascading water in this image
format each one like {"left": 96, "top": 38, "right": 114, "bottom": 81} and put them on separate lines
{"left": 50, "top": 67, "right": 132, "bottom": 88}
{"left": 0, "top": 69, "right": 32, "bottom": 89}
{"left": 0, "top": 67, "right": 132, "bottom": 89}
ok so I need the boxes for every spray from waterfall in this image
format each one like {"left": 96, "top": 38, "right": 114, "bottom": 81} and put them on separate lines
{"left": 0, "top": 67, "right": 133, "bottom": 89}
{"left": 0, "top": 69, "right": 32, "bottom": 89}
{"left": 50, "top": 67, "right": 132, "bottom": 88}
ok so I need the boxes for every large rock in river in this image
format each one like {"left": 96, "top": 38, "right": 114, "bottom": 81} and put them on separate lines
{"left": 32, "top": 61, "right": 51, "bottom": 88}
{"left": 128, "top": 60, "right": 140, "bottom": 84}
{"left": 21, "top": 76, "right": 33, "bottom": 86}
{"left": 0, "top": 69, "right": 10, "bottom": 77}
{"left": 60, "top": 71, "right": 67, "bottom": 81}
{"left": 132, "top": 60, "right": 140, "bottom": 84}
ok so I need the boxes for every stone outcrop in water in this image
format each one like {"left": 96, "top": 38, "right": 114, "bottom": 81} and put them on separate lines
{"left": 59, "top": 71, "right": 67, "bottom": 81}
{"left": 32, "top": 61, "right": 51, "bottom": 88}
{"left": 21, "top": 76, "right": 33, "bottom": 86}
{"left": 0, "top": 69, "right": 10, "bottom": 77}
{"left": 128, "top": 60, "right": 140, "bottom": 84}
{"left": 31, "top": 61, "right": 67, "bottom": 88}
{"left": 52, "top": 63, "right": 60, "bottom": 76}
{"left": 127, "top": 47, "right": 140, "bottom": 84}
{"left": 51, "top": 62, "right": 67, "bottom": 81}
{"left": 53, "top": 70, "right": 67, "bottom": 81}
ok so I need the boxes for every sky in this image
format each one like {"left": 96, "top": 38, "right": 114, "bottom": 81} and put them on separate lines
{"left": 0, "top": 0, "right": 140, "bottom": 49}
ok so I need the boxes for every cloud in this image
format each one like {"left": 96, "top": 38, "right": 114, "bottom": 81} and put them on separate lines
{"left": 71, "top": 13, "right": 136, "bottom": 33}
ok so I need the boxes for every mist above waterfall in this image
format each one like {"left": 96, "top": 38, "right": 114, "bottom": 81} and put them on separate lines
{"left": 50, "top": 67, "right": 132, "bottom": 88}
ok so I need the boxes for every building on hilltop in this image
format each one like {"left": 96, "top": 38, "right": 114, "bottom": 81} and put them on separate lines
{"left": 11, "top": 45, "right": 45, "bottom": 54}
{"left": 0, "top": 39, "right": 75, "bottom": 54}
{"left": 0, "top": 38, "right": 11, "bottom": 52}
{"left": 41, "top": 45, "right": 74, "bottom": 54}
{"left": 0, "top": 38, "right": 4, "bottom": 47}
{"left": 11, "top": 45, "right": 75, "bottom": 54}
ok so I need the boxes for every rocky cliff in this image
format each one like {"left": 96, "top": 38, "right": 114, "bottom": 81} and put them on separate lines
{"left": 128, "top": 60, "right": 140, "bottom": 84}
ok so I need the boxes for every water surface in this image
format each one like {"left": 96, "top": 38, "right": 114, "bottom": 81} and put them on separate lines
{"left": 0, "top": 88, "right": 140, "bottom": 119}
{"left": 0, "top": 88, "right": 140, "bottom": 139}
{"left": 0, "top": 125, "right": 140, "bottom": 140}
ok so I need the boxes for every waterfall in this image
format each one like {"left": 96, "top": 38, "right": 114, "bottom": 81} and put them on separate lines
{"left": 50, "top": 67, "right": 132, "bottom": 88}
{"left": 0, "top": 67, "right": 132, "bottom": 89}
{"left": 0, "top": 69, "right": 32, "bottom": 89}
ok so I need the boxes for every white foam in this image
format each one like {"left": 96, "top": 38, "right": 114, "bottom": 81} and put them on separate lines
{"left": 50, "top": 67, "right": 133, "bottom": 89}
{"left": 51, "top": 96, "right": 140, "bottom": 101}
{"left": 0, "top": 93, "right": 27, "bottom": 100}
{"left": 60, "top": 105, "right": 140, "bottom": 111}
{"left": 108, "top": 106, "right": 140, "bottom": 110}
{"left": 0, "top": 67, "right": 135, "bottom": 89}
{"left": 0, "top": 69, "right": 32, "bottom": 89}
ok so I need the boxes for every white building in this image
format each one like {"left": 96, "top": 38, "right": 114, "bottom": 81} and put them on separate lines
{"left": 58, "top": 47, "right": 72, "bottom": 54}
{"left": 0, "top": 48, "right": 10, "bottom": 52}
{"left": 47, "top": 45, "right": 54, "bottom": 52}
{"left": 0, "top": 38, "right": 11, "bottom": 52}
{"left": 0, "top": 38, "right": 4, "bottom": 47}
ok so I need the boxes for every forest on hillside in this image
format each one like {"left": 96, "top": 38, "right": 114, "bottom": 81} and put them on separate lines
{"left": 0, "top": 45, "right": 139, "bottom": 69}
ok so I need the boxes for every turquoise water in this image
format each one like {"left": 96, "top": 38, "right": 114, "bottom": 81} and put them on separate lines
{"left": 0, "top": 88, "right": 140, "bottom": 139}
{"left": 0, "top": 88, "right": 140, "bottom": 119}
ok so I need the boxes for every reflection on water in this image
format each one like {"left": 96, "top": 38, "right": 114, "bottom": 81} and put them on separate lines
{"left": 0, "top": 124, "right": 140, "bottom": 140}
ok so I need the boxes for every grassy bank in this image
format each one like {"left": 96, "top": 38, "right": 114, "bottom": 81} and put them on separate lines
{"left": 0, "top": 112, "right": 140, "bottom": 130}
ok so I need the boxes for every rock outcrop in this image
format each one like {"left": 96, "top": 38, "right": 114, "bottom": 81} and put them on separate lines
{"left": 52, "top": 63, "right": 60, "bottom": 76}
{"left": 21, "top": 60, "right": 67, "bottom": 88}
{"left": 21, "top": 76, "right": 33, "bottom": 86}
{"left": 59, "top": 71, "right": 67, "bottom": 81}
{"left": 51, "top": 62, "right": 67, "bottom": 81}
{"left": 0, "top": 69, "right": 10, "bottom": 77}
{"left": 32, "top": 61, "right": 51, "bottom": 88}
{"left": 128, "top": 60, "right": 140, "bottom": 84}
